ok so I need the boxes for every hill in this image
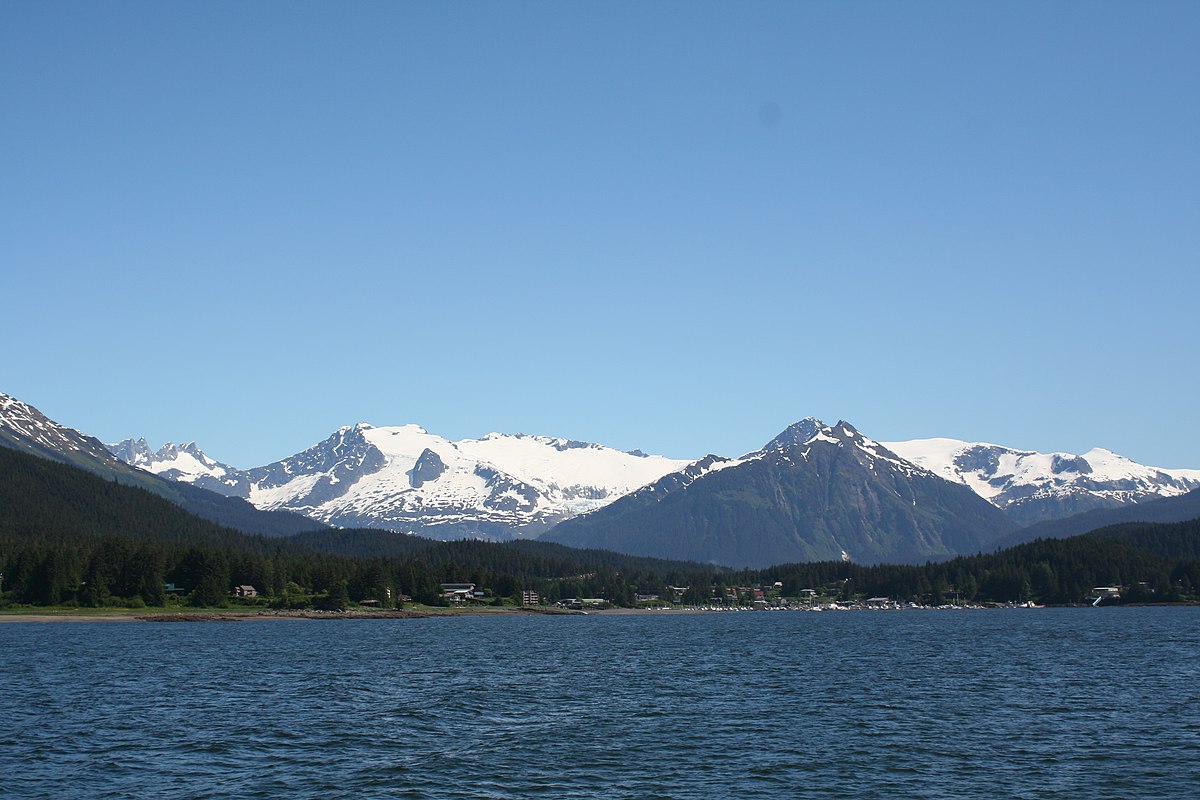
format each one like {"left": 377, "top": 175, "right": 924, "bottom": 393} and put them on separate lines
{"left": 0, "top": 441, "right": 270, "bottom": 551}
{"left": 1084, "top": 517, "right": 1200, "bottom": 560}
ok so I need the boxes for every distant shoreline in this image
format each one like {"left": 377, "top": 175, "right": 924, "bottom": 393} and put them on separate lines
{"left": 2, "top": 602, "right": 1195, "bottom": 624}
{"left": 0, "top": 606, "right": 592, "bottom": 623}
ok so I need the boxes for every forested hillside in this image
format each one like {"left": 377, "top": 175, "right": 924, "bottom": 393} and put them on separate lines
{"left": 998, "top": 489, "right": 1200, "bottom": 547}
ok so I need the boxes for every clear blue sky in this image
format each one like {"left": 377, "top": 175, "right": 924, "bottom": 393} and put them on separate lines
{"left": 2, "top": 1, "right": 1197, "bottom": 469}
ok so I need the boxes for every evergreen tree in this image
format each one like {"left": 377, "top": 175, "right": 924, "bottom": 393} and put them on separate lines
{"left": 176, "top": 548, "right": 230, "bottom": 607}
{"left": 316, "top": 579, "right": 350, "bottom": 611}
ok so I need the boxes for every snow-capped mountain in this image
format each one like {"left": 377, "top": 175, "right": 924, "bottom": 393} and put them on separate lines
{"left": 883, "top": 438, "right": 1200, "bottom": 526}
{"left": 546, "top": 418, "right": 1017, "bottom": 567}
{"left": 106, "top": 438, "right": 235, "bottom": 484}
{"left": 149, "top": 423, "right": 693, "bottom": 539}
{"left": 1, "top": 391, "right": 122, "bottom": 469}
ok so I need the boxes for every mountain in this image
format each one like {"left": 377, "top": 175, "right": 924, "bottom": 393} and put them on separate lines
{"left": 0, "top": 391, "right": 322, "bottom": 537}
{"left": 884, "top": 438, "right": 1200, "bottom": 526}
{"left": 544, "top": 418, "right": 1018, "bottom": 568}
{"left": 106, "top": 438, "right": 234, "bottom": 484}
{"left": 126, "top": 423, "right": 693, "bottom": 540}
{"left": 1, "top": 391, "right": 140, "bottom": 475}
{"left": 995, "top": 487, "right": 1200, "bottom": 548}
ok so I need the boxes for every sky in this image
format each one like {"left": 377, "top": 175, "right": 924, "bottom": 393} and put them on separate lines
{"left": 2, "top": 1, "right": 1198, "bottom": 469}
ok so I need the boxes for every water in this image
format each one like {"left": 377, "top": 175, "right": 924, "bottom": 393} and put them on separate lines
{"left": 2, "top": 608, "right": 1198, "bottom": 799}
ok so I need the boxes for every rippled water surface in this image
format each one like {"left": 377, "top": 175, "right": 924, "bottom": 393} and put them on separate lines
{"left": 3, "top": 608, "right": 1199, "bottom": 799}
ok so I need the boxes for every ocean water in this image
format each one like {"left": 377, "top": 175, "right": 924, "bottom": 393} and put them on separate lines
{"left": 2, "top": 608, "right": 1198, "bottom": 799}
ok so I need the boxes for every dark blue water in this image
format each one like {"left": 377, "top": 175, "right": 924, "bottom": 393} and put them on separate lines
{"left": 2, "top": 608, "right": 1198, "bottom": 799}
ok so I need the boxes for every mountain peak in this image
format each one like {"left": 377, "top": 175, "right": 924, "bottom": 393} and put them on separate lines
{"left": 106, "top": 437, "right": 156, "bottom": 464}
{"left": 757, "top": 417, "right": 873, "bottom": 454}
{"left": 548, "top": 418, "right": 1017, "bottom": 567}
{"left": 104, "top": 437, "right": 235, "bottom": 479}
{"left": 758, "top": 417, "right": 828, "bottom": 454}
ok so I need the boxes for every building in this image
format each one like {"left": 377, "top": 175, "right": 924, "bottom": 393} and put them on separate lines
{"left": 521, "top": 590, "right": 540, "bottom": 606}
{"left": 441, "top": 583, "right": 476, "bottom": 603}
{"left": 234, "top": 585, "right": 258, "bottom": 598}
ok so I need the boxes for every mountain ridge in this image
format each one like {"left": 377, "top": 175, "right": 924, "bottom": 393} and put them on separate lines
{"left": 885, "top": 437, "right": 1200, "bottom": 525}
{"left": 110, "top": 421, "right": 693, "bottom": 540}
{"left": 103, "top": 405, "right": 1200, "bottom": 548}
{"left": 545, "top": 418, "right": 1019, "bottom": 567}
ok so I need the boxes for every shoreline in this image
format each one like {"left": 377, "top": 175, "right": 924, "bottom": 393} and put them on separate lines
{"left": 0, "top": 606, "right": 592, "bottom": 624}
{"left": 1, "top": 601, "right": 1194, "bottom": 624}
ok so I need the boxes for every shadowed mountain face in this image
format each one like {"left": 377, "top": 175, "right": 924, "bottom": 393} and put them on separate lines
{"left": 546, "top": 419, "right": 1018, "bottom": 568}
{"left": 0, "top": 392, "right": 322, "bottom": 537}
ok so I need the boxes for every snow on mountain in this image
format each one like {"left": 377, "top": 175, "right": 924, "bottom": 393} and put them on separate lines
{"left": 0, "top": 391, "right": 119, "bottom": 466}
{"left": 153, "top": 423, "right": 693, "bottom": 539}
{"left": 597, "top": 418, "right": 941, "bottom": 514}
{"left": 883, "top": 438, "right": 1200, "bottom": 525}
{"left": 757, "top": 417, "right": 929, "bottom": 478}
{"left": 106, "top": 438, "right": 234, "bottom": 483}
{"left": 547, "top": 418, "right": 1016, "bottom": 567}
{"left": 96, "top": 399, "right": 1200, "bottom": 539}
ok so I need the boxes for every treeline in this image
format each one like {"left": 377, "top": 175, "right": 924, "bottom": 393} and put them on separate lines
{"left": 0, "top": 532, "right": 732, "bottom": 609}
{"left": 5, "top": 519, "right": 1197, "bottom": 609}
{"left": 294, "top": 528, "right": 720, "bottom": 580}
{"left": 0, "top": 534, "right": 431, "bottom": 608}
{"left": 759, "top": 519, "right": 1200, "bottom": 604}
